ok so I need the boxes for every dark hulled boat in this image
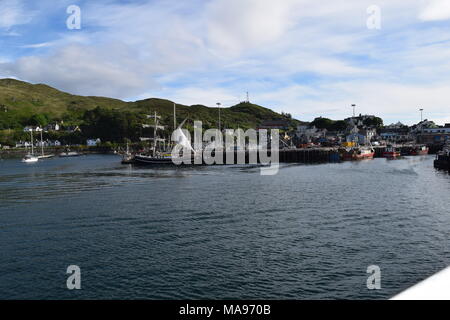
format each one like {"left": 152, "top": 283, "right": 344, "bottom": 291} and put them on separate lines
{"left": 410, "top": 145, "right": 429, "bottom": 156}
{"left": 434, "top": 143, "right": 450, "bottom": 171}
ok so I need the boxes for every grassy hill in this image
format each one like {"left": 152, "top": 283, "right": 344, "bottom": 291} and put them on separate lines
{"left": 0, "top": 78, "right": 302, "bottom": 144}
{"left": 0, "top": 78, "right": 127, "bottom": 114}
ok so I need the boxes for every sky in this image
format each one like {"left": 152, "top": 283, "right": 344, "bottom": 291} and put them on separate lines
{"left": 1, "top": 0, "right": 450, "bottom": 125}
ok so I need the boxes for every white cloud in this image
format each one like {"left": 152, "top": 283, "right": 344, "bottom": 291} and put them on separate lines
{"left": 419, "top": 0, "right": 450, "bottom": 21}
{"left": 206, "top": 0, "right": 301, "bottom": 57}
{"left": 254, "top": 81, "right": 450, "bottom": 125}
{"left": 2, "top": 0, "right": 450, "bottom": 125}
{"left": 0, "top": 0, "right": 32, "bottom": 29}
{"left": 0, "top": 44, "right": 157, "bottom": 98}
{"left": 21, "top": 42, "right": 54, "bottom": 49}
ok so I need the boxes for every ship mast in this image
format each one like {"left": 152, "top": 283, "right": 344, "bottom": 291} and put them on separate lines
{"left": 173, "top": 103, "right": 177, "bottom": 150}
{"left": 153, "top": 111, "right": 157, "bottom": 156}
{"left": 30, "top": 129, "right": 34, "bottom": 155}
{"left": 40, "top": 129, "right": 44, "bottom": 157}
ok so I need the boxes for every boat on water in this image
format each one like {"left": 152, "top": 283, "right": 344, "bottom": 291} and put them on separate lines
{"left": 129, "top": 105, "right": 196, "bottom": 166}
{"left": 38, "top": 154, "right": 55, "bottom": 159}
{"left": 36, "top": 128, "right": 55, "bottom": 159}
{"left": 410, "top": 145, "right": 429, "bottom": 156}
{"left": 22, "top": 129, "right": 39, "bottom": 163}
{"left": 22, "top": 154, "right": 39, "bottom": 163}
{"left": 434, "top": 142, "right": 450, "bottom": 171}
{"left": 340, "top": 146, "right": 375, "bottom": 161}
{"left": 134, "top": 152, "right": 174, "bottom": 165}
{"left": 121, "top": 143, "right": 135, "bottom": 164}
{"left": 383, "top": 145, "right": 401, "bottom": 158}
{"left": 59, "top": 150, "right": 81, "bottom": 157}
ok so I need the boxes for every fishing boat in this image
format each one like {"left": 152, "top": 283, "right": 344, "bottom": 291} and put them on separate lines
{"left": 340, "top": 146, "right": 375, "bottom": 161}
{"left": 383, "top": 145, "right": 401, "bottom": 158}
{"left": 22, "top": 129, "right": 39, "bottom": 163}
{"left": 434, "top": 142, "right": 450, "bottom": 171}
{"left": 410, "top": 145, "right": 429, "bottom": 156}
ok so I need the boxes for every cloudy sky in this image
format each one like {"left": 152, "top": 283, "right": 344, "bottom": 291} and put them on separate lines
{"left": 1, "top": 0, "right": 450, "bottom": 125}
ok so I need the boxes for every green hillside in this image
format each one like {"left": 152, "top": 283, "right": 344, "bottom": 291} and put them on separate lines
{"left": 0, "top": 78, "right": 301, "bottom": 145}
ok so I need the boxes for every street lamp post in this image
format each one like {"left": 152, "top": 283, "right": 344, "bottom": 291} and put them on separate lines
{"left": 216, "top": 102, "right": 221, "bottom": 131}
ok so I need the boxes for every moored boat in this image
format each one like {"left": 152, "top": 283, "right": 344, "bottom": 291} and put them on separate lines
{"left": 22, "top": 129, "right": 39, "bottom": 163}
{"left": 340, "top": 146, "right": 375, "bottom": 161}
{"left": 22, "top": 154, "right": 39, "bottom": 163}
{"left": 38, "top": 154, "right": 55, "bottom": 159}
{"left": 134, "top": 153, "right": 174, "bottom": 165}
{"left": 59, "top": 151, "right": 81, "bottom": 157}
{"left": 434, "top": 143, "right": 450, "bottom": 171}
{"left": 36, "top": 128, "right": 55, "bottom": 160}
{"left": 410, "top": 145, "right": 429, "bottom": 156}
{"left": 383, "top": 145, "right": 401, "bottom": 158}
{"left": 121, "top": 143, "right": 135, "bottom": 164}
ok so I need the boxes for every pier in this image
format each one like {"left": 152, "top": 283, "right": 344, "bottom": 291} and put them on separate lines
{"left": 206, "top": 144, "right": 434, "bottom": 165}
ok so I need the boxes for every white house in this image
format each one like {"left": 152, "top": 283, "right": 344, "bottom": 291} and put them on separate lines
{"left": 87, "top": 138, "right": 101, "bottom": 146}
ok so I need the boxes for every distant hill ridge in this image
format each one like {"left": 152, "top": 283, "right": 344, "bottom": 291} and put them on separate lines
{"left": 0, "top": 78, "right": 301, "bottom": 130}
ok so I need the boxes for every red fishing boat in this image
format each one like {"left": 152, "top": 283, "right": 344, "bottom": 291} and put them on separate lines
{"left": 383, "top": 145, "right": 401, "bottom": 158}
{"left": 410, "top": 145, "right": 429, "bottom": 156}
{"left": 341, "top": 147, "right": 375, "bottom": 161}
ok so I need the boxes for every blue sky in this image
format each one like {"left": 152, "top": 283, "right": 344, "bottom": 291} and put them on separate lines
{"left": 1, "top": 0, "right": 450, "bottom": 125}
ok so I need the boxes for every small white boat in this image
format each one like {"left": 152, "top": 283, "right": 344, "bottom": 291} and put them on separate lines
{"left": 59, "top": 151, "right": 81, "bottom": 157}
{"left": 36, "top": 129, "right": 55, "bottom": 159}
{"left": 22, "top": 129, "right": 39, "bottom": 163}
{"left": 38, "top": 154, "right": 55, "bottom": 159}
{"left": 22, "top": 154, "right": 39, "bottom": 163}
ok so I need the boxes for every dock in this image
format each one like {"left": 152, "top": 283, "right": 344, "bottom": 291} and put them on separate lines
{"left": 199, "top": 144, "right": 433, "bottom": 165}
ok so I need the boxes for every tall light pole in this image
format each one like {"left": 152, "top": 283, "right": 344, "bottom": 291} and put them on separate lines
{"left": 351, "top": 104, "right": 356, "bottom": 117}
{"left": 173, "top": 103, "right": 177, "bottom": 130}
{"left": 216, "top": 102, "right": 221, "bottom": 131}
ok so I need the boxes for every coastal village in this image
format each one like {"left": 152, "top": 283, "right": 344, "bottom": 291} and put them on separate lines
{"left": 1, "top": 108, "right": 450, "bottom": 170}
{"left": 4, "top": 115, "right": 450, "bottom": 151}
{"left": 0, "top": 79, "right": 449, "bottom": 168}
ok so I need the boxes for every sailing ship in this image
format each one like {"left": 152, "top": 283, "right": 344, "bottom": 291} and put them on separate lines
{"left": 22, "top": 129, "right": 39, "bottom": 163}
{"left": 132, "top": 104, "right": 195, "bottom": 166}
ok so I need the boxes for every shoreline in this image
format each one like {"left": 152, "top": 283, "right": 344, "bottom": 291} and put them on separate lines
{"left": 0, "top": 146, "right": 116, "bottom": 159}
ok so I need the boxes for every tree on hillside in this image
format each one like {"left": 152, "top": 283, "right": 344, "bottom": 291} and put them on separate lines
{"left": 363, "top": 117, "right": 383, "bottom": 128}
{"left": 310, "top": 117, "right": 334, "bottom": 130}
{"left": 29, "top": 114, "right": 49, "bottom": 127}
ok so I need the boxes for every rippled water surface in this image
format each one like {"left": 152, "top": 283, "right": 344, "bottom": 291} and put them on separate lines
{"left": 0, "top": 154, "right": 449, "bottom": 299}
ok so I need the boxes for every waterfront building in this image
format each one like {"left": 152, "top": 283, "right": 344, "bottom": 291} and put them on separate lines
{"left": 87, "top": 138, "right": 101, "bottom": 146}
